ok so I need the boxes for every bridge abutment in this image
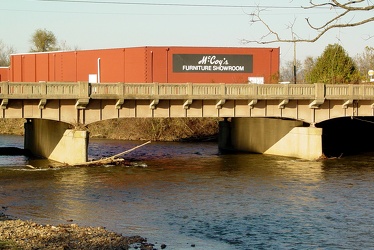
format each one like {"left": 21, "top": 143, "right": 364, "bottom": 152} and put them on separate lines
{"left": 24, "top": 119, "right": 88, "bottom": 164}
{"left": 219, "top": 118, "right": 323, "bottom": 160}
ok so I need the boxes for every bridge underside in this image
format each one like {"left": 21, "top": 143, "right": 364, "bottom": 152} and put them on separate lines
{"left": 318, "top": 116, "right": 374, "bottom": 157}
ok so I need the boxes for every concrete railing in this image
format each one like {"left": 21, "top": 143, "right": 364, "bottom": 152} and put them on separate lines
{"left": 1, "top": 81, "right": 374, "bottom": 101}
{"left": 0, "top": 82, "right": 81, "bottom": 98}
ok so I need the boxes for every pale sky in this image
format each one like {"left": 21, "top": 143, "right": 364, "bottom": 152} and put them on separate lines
{"left": 1, "top": 0, "right": 373, "bottom": 65}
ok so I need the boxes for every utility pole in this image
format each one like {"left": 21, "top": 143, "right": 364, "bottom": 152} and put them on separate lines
{"left": 293, "top": 40, "right": 297, "bottom": 84}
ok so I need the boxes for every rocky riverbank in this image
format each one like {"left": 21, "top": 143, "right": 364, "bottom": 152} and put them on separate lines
{"left": 0, "top": 214, "right": 157, "bottom": 250}
{"left": 0, "top": 118, "right": 215, "bottom": 249}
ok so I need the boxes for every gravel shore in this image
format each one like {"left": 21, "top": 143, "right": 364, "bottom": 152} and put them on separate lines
{"left": 0, "top": 214, "right": 156, "bottom": 250}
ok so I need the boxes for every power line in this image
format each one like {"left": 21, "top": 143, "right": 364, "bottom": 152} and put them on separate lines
{"left": 35, "top": 0, "right": 308, "bottom": 9}
{"left": 0, "top": 7, "right": 244, "bottom": 16}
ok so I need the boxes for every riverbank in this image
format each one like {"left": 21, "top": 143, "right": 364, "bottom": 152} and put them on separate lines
{"left": 0, "top": 214, "right": 156, "bottom": 250}
{"left": 0, "top": 118, "right": 219, "bottom": 141}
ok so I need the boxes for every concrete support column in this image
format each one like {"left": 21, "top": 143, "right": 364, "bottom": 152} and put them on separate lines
{"left": 264, "top": 127, "right": 323, "bottom": 160}
{"left": 225, "top": 117, "right": 323, "bottom": 160}
{"left": 24, "top": 119, "right": 89, "bottom": 164}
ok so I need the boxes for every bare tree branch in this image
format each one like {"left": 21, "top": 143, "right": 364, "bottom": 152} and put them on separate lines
{"left": 242, "top": 0, "right": 374, "bottom": 44}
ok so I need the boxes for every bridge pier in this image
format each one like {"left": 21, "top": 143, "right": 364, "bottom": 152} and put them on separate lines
{"left": 24, "top": 119, "right": 88, "bottom": 165}
{"left": 219, "top": 118, "right": 323, "bottom": 160}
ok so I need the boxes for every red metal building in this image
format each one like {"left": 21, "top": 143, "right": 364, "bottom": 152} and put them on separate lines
{"left": 9, "top": 46, "right": 280, "bottom": 84}
{"left": 0, "top": 67, "right": 9, "bottom": 82}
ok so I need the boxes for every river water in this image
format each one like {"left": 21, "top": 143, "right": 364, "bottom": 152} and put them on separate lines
{"left": 1, "top": 134, "right": 374, "bottom": 249}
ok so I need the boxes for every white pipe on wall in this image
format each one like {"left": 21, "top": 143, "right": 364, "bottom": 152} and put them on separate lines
{"left": 97, "top": 58, "right": 101, "bottom": 83}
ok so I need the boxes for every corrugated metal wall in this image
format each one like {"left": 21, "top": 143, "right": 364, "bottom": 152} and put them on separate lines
{"left": 0, "top": 67, "right": 9, "bottom": 81}
{"left": 9, "top": 46, "right": 280, "bottom": 84}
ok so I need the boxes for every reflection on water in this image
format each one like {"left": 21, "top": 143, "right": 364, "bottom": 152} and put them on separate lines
{"left": 1, "top": 135, "right": 374, "bottom": 249}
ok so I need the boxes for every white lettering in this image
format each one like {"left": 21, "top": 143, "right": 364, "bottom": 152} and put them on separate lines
{"left": 198, "top": 55, "right": 229, "bottom": 66}
{"left": 183, "top": 65, "right": 212, "bottom": 71}
{"left": 213, "top": 65, "right": 245, "bottom": 71}
{"left": 198, "top": 56, "right": 209, "bottom": 65}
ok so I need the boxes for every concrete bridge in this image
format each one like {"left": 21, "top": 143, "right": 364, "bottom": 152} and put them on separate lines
{"left": 1, "top": 81, "right": 374, "bottom": 163}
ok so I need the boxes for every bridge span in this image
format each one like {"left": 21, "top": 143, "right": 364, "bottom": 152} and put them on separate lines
{"left": 1, "top": 81, "right": 373, "bottom": 124}
{"left": 1, "top": 81, "right": 374, "bottom": 163}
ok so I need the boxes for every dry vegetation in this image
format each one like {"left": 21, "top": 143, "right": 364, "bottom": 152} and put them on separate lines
{"left": 0, "top": 118, "right": 219, "bottom": 141}
{"left": 0, "top": 119, "right": 25, "bottom": 135}
{"left": 87, "top": 117, "right": 219, "bottom": 141}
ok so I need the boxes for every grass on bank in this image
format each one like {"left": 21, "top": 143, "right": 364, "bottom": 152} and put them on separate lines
{"left": 0, "top": 240, "right": 20, "bottom": 250}
{"left": 0, "top": 119, "right": 25, "bottom": 135}
{"left": 0, "top": 118, "right": 219, "bottom": 141}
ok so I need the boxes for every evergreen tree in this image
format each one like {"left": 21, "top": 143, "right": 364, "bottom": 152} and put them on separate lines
{"left": 305, "top": 44, "right": 360, "bottom": 84}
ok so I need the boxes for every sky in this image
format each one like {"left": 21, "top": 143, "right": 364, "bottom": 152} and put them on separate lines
{"left": 1, "top": 0, "right": 373, "bottom": 65}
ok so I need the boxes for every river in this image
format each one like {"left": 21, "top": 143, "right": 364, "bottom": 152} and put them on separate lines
{"left": 1, "top": 134, "right": 374, "bottom": 249}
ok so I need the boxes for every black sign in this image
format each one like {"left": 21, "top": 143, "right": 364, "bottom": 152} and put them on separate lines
{"left": 173, "top": 54, "right": 253, "bottom": 73}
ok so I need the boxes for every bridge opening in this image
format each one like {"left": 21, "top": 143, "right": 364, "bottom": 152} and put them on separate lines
{"left": 87, "top": 118, "right": 219, "bottom": 142}
{"left": 0, "top": 119, "right": 28, "bottom": 156}
{"left": 317, "top": 117, "right": 374, "bottom": 158}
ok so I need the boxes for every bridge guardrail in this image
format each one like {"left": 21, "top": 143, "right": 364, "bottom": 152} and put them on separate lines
{"left": 0, "top": 82, "right": 80, "bottom": 99}
{"left": 1, "top": 82, "right": 374, "bottom": 101}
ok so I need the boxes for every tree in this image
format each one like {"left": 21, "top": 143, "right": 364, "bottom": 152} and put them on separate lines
{"left": 59, "top": 39, "right": 79, "bottom": 51}
{"left": 0, "top": 40, "right": 16, "bottom": 66}
{"left": 243, "top": 0, "right": 374, "bottom": 44}
{"left": 280, "top": 59, "right": 302, "bottom": 83}
{"left": 280, "top": 57, "right": 316, "bottom": 83}
{"left": 303, "top": 56, "right": 316, "bottom": 83}
{"left": 354, "top": 46, "right": 374, "bottom": 82}
{"left": 30, "top": 29, "right": 58, "bottom": 52}
{"left": 305, "top": 43, "right": 360, "bottom": 84}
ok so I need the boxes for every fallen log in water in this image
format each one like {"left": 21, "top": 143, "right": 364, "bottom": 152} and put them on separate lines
{"left": 72, "top": 141, "right": 151, "bottom": 167}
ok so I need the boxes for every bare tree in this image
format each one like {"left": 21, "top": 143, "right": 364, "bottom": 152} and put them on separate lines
{"left": 303, "top": 56, "right": 316, "bottom": 83}
{"left": 58, "top": 40, "right": 79, "bottom": 51}
{"left": 0, "top": 40, "right": 16, "bottom": 66}
{"left": 242, "top": 0, "right": 374, "bottom": 44}
{"left": 280, "top": 59, "right": 302, "bottom": 82}
{"left": 355, "top": 46, "right": 374, "bottom": 81}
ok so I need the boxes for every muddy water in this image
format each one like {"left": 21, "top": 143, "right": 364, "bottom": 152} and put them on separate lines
{"left": 1, "top": 135, "right": 374, "bottom": 249}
